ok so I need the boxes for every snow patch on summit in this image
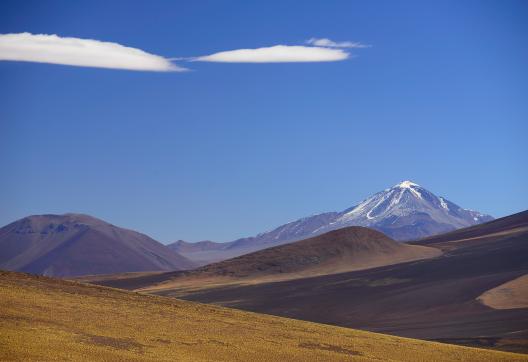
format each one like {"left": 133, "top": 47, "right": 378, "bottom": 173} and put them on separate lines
{"left": 396, "top": 180, "right": 420, "bottom": 189}
{"left": 394, "top": 180, "right": 423, "bottom": 199}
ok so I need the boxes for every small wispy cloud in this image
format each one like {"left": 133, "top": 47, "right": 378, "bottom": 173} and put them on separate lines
{"left": 0, "top": 33, "right": 186, "bottom": 72}
{"left": 193, "top": 45, "right": 349, "bottom": 63}
{"left": 306, "top": 38, "right": 370, "bottom": 49}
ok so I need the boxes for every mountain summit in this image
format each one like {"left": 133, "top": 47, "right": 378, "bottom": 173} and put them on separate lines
{"left": 173, "top": 181, "right": 493, "bottom": 265}
{"left": 230, "top": 180, "right": 493, "bottom": 248}
{"left": 321, "top": 180, "right": 493, "bottom": 240}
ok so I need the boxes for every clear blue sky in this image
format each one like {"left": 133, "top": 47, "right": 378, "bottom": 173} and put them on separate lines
{"left": 1, "top": 0, "right": 527, "bottom": 243}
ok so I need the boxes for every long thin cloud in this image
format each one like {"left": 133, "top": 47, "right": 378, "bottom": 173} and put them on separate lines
{"left": 0, "top": 33, "right": 186, "bottom": 71}
{"left": 306, "top": 38, "right": 370, "bottom": 48}
{"left": 193, "top": 45, "right": 349, "bottom": 63}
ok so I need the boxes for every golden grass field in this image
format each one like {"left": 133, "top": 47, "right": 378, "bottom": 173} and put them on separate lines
{"left": 1, "top": 270, "right": 527, "bottom": 361}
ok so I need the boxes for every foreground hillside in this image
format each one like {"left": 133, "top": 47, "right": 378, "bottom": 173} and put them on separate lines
{"left": 0, "top": 213, "right": 194, "bottom": 277}
{"left": 0, "top": 271, "right": 526, "bottom": 362}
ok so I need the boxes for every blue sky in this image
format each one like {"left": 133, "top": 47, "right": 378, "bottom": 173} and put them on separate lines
{"left": 1, "top": 0, "right": 527, "bottom": 243}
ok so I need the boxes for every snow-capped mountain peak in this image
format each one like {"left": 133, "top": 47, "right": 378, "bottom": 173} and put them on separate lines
{"left": 316, "top": 181, "right": 494, "bottom": 240}
{"left": 222, "top": 180, "right": 494, "bottom": 257}
{"left": 339, "top": 180, "right": 428, "bottom": 222}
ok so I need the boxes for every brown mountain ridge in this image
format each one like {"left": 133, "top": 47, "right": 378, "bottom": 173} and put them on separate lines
{"left": 190, "top": 226, "right": 441, "bottom": 279}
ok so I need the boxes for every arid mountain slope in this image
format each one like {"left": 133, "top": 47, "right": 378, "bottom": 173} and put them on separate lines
{"left": 1, "top": 270, "right": 526, "bottom": 362}
{"left": 0, "top": 213, "right": 195, "bottom": 277}
{"left": 128, "top": 211, "right": 528, "bottom": 353}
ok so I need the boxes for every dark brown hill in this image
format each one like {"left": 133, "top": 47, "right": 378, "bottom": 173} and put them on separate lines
{"left": 3, "top": 271, "right": 525, "bottom": 362}
{"left": 0, "top": 213, "right": 195, "bottom": 277}
{"left": 191, "top": 226, "right": 440, "bottom": 279}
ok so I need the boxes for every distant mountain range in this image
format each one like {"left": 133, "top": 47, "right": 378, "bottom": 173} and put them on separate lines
{"left": 0, "top": 180, "right": 494, "bottom": 275}
{"left": 0, "top": 213, "right": 195, "bottom": 277}
{"left": 171, "top": 180, "right": 493, "bottom": 265}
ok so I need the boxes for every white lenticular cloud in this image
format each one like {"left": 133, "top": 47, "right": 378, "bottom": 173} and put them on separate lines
{"left": 0, "top": 33, "right": 186, "bottom": 72}
{"left": 193, "top": 45, "right": 349, "bottom": 63}
{"left": 306, "top": 38, "right": 370, "bottom": 49}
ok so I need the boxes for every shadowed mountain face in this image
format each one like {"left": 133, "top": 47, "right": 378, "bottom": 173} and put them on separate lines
{"left": 175, "top": 181, "right": 493, "bottom": 265}
{"left": 0, "top": 213, "right": 195, "bottom": 277}
{"left": 111, "top": 211, "right": 527, "bottom": 353}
